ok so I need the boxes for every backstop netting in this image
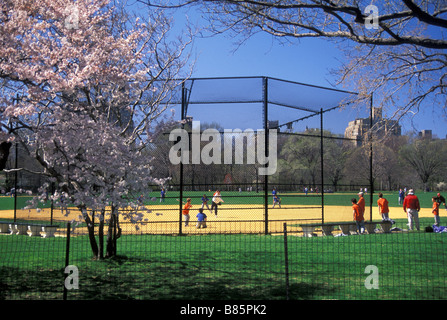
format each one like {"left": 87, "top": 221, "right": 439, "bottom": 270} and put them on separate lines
{"left": 142, "top": 76, "right": 359, "bottom": 235}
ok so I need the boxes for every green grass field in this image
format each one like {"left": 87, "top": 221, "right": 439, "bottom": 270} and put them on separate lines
{"left": 150, "top": 190, "right": 441, "bottom": 208}
{"left": 1, "top": 190, "right": 446, "bottom": 300}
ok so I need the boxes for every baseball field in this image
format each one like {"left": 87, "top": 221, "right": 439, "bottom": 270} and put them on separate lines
{"left": 0, "top": 190, "right": 441, "bottom": 235}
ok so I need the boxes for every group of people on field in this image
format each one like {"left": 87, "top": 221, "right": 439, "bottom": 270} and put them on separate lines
{"left": 181, "top": 190, "right": 223, "bottom": 228}
{"left": 351, "top": 189, "right": 446, "bottom": 234}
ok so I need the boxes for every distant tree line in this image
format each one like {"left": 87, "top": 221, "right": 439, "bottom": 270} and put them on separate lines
{"left": 147, "top": 123, "right": 447, "bottom": 193}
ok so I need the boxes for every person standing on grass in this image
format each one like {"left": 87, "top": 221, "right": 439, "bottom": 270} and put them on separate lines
{"left": 352, "top": 198, "right": 365, "bottom": 234}
{"left": 398, "top": 188, "right": 405, "bottom": 205}
{"left": 403, "top": 189, "right": 420, "bottom": 231}
{"left": 432, "top": 196, "right": 441, "bottom": 226}
{"left": 377, "top": 193, "right": 390, "bottom": 221}
{"left": 182, "top": 198, "right": 192, "bottom": 227}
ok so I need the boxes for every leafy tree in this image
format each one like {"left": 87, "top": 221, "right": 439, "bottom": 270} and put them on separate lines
{"left": 399, "top": 137, "right": 447, "bottom": 190}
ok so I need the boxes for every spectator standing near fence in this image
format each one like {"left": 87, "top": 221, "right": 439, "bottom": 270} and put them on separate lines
{"left": 352, "top": 198, "right": 365, "bottom": 234}
{"left": 432, "top": 197, "right": 441, "bottom": 226}
{"left": 403, "top": 189, "right": 420, "bottom": 231}
{"left": 182, "top": 198, "right": 192, "bottom": 227}
{"left": 377, "top": 193, "right": 390, "bottom": 221}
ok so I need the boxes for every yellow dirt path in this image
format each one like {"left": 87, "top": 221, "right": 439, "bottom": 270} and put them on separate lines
{"left": 0, "top": 204, "right": 436, "bottom": 235}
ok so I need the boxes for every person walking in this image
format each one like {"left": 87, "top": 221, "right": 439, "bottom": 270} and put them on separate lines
{"left": 403, "top": 189, "right": 420, "bottom": 231}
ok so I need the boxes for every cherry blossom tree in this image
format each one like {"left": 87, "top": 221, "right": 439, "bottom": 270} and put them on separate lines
{"left": 0, "top": 0, "right": 191, "bottom": 258}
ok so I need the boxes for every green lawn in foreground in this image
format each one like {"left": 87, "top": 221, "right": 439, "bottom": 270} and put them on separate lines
{"left": 1, "top": 218, "right": 446, "bottom": 300}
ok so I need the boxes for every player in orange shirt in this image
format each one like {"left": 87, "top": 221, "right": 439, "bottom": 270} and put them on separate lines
{"left": 357, "top": 192, "right": 365, "bottom": 216}
{"left": 377, "top": 193, "right": 390, "bottom": 221}
{"left": 182, "top": 198, "right": 193, "bottom": 227}
{"left": 352, "top": 198, "right": 365, "bottom": 234}
{"left": 432, "top": 196, "right": 441, "bottom": 226}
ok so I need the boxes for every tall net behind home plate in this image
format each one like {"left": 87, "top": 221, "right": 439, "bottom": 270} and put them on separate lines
{"left": 140, "top": 76, "right": 363, "bottom": 235}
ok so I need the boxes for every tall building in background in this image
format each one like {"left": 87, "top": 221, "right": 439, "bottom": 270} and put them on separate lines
{"left": 344, "top": 107, "right": 401, "bottom": 146}
{"left": 418, "top": 130, "right": 432, "bottom": 139}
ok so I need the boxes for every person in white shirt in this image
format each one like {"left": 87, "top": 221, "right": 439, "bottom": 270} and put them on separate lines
{"left": 211, "top": 190, "right": 223, "bottom": 218}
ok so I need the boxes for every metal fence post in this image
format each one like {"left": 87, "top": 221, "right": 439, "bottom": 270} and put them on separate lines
{"left": 263, "top": 77, "right": 269, "bottom": 235}
{"left": 283, "top": 223, "right": 290, "bottom": 300}
{"left": 63, "top": 222, "right": 71, "bottom": 300}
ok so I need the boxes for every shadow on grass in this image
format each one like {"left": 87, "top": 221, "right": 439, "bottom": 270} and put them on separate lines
{"left": 0, "top": 267, "right": 64, "bottom": 300}
{"left": 0, "top": 255, "right": 334, "bottom": 300}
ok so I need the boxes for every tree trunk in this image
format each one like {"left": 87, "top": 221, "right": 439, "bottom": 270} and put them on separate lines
{"left": 105, "top": 206, "right": 121, "bottom": 258}
{"left": 98, "top": 209, "right": 105, "bottom": 260}
{"left": 81, "top": 207, "right": 99, "bottom": 258}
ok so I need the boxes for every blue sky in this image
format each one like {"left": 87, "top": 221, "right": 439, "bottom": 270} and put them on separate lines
{"left": 131, "top": 2, "right": 447, "bottom": 138}
{"left": 192, "top": 33, "right": 446, "bottom": 137}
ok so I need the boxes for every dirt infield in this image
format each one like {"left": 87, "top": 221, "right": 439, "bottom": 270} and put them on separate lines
{"left": 0, "top": 203, "right": 436, "bottom": 235}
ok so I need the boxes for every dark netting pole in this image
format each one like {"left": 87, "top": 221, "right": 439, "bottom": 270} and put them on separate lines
{"left": 12, "top": 95, "right": 18, "bottom": 223}
{"left": 369, "top": 94, "right": 374, "bottom": 221}
{"left": 63, "top": 222, "right": 71, "bottom": 300}
{"left": 13, "top": 141, "right": 17, "bottom": 223}
{"left": 179, "top": 82, "right": 186, "bottom": 235}
{"left": 283, "top": 223, "right": 290, "bottom": 300}
{"left": 50, "top": 182, "right": 54, "bottom": 225}
{"left": 263, "top": 77, "right": 269, "bottom": 235}
{"left": 320, "top": 109, "right": 325, "bottom": 225}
